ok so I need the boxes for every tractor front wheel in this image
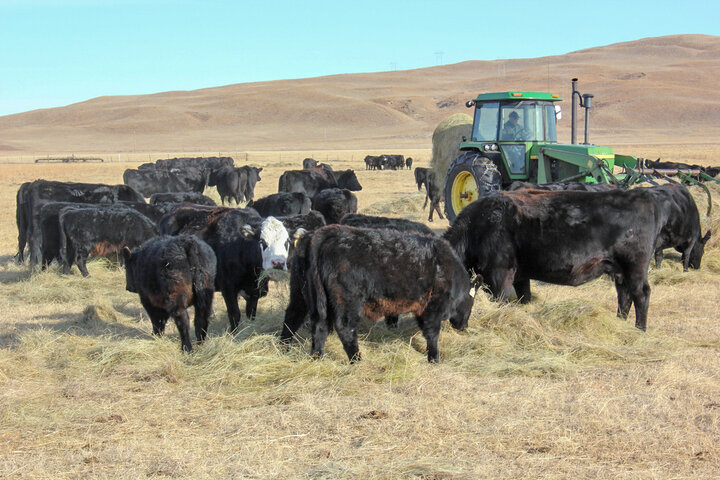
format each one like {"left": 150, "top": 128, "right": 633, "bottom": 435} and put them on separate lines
{"left": 443, "top": 152, "right": 501, "bottom": 222}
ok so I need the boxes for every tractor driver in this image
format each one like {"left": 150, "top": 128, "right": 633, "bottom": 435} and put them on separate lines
{"left": 502, "top": 111, "right": 523, "bottom": 140}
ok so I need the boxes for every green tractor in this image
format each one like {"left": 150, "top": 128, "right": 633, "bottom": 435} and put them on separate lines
{"left": 443, "top": 84, "right": 640, "bottom": 221}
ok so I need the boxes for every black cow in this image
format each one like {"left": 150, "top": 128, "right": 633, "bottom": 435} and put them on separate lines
{"left": 155, "top": 156, "right": 234, "bottom": 171}
{"left": 364, "top": 155, "right": 382, "bottom": 170}
{"left": 39, "top": 201, "right": 163, "bottom": 269}
{"left": 406, "top": 157, "right": 413, "bottom": 170}
{"left": 158, "top": 205, "right": 260, "bottom": 237}
{"left": 381, "top": 154, "right": 405, "bottom": 170}
{"left": 248, "top": 192, "right": 311, "bottom": 217}
{"left": 202, "top": 214, "right": 290, "bottom": 331}
{"left": 312, "top": 188, "right": 358, "bottom": 224}
{"left": 208, "top": 166, "right": 245, "bottom": 205}
{"left": 443, "top": 189, "right": 665, "bottom": 330}
{"left": 339, "top": 213, "right": 435, "bottom": 328}
{"left": 150, "top": 192, "right": 217, "bottom": 207}
{"left": 303, "top": 158, "right": 318, "bottom": 169}
{"left": 414, "top": 167, "right": 429, "bottom": 191}
{"left": 422, "top": 170, "right": 444, "bottom": 222}
{"left": 59, "top": 206, "right": 159, "bottom": 276}
{"left": 278, "top": 211, "right": 327, "bottom": 239}
{"left": 647, "top": 184, "right": 711, "bottom": 270}
{"left": 281, "top": 225, "right": 472, "bottom": 363}
{"left": 123, "top": 235, "right": 216, "bottom": 352}
{"left": 278, "top": 169, "right": 362, "bottom": 198}
{"left": 123, "top": 168, "right": 189, "bottom": 197}
{"left": 20, "top": 180, "right": 145, "bottom": 265}
{"left": 237, "top": 166, "right": 263, "bottom": 201}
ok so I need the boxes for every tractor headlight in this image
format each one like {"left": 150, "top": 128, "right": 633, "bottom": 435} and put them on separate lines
{"left": 484, "top": 143, "right": 498, "bottom": 151}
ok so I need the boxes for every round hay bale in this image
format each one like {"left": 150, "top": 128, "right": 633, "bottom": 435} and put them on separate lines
{"left": 430, "top": 113, "right": 473, "bottom": 185}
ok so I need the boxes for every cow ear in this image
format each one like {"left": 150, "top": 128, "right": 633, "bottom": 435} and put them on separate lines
{"left": 122, "top": 246, "right": 132, "bottom": 262}
{"left": 702, "top": 230, "right": 712, "bottom": 243}
{"left": 257, "top": 167, "right": 263, "bottom": 173}
{"left": 293, "top": 228, "right": 307, "bottom": 247}
{"left": 240, "top": 224, "right": 255, "bottom": 239}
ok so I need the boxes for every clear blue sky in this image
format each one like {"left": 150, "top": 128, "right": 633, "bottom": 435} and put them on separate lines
{"left": 1, "top": 0, "right": 718, "bottom": 116}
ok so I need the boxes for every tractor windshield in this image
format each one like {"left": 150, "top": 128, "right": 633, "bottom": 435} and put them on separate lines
{"left": 499, "top": 101, "right": 557, "bottom": 142}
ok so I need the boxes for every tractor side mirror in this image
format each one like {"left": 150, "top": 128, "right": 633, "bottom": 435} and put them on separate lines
{"left": 465, "top": 100, "right": 475, "bottom": 108}
{"left": 555, "top": 105, "right": 562, "bottom": 120}
{"left": 462, "top": 136, "right": 467, "bottom": 142}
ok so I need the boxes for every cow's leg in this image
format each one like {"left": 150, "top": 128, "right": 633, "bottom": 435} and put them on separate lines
{"left": 614, "top": 274, "right": 632, "bottom": 320}
{"left": 627, "top": 271, "right": 651, "bottom": 331}
{"left": 334, "top": 311, "right": 361, "bottom": 363}
{"left": 680, "top": 241, "right": 695, "bottom": 272}
{"left": 310, "top": 314, "right": 329, "bottom": 358}
{"left": 193, "top": 290, "right": 213, "bottom": 343}
{"left": 171, "top": 308, "right": 193, "bottom": 352}
{"left": 385, "top": 315, "right": 399, "bottom": 328}
{"left": 432, "top": 202, "right": 444, "bottom": 221}
{"left": 221, "top": 288, "right": 242, "bottom": 332}
{"left": 141, "top": 298, "right": 169, "bottom": 336}
{"left": 77, "top": 255, "right": 90, "bottom": 277}
{"left": 415, "top": 307, "right": 442, "bottom": 363}
{"left": 513, "top": 277, "right": 532, "bottom": 303}
{"left": 280, "top": 284, "right": 308, "bottom": 342}
{"left": 654, "top": 248, "right": 663, "bottom": 268}
{"left": 245, "top": 295, "right": 259, "bottom": 321}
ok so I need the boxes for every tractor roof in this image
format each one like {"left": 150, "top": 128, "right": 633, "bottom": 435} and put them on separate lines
{"left": 473, "top": 91, "right": 562, "bottom": 102}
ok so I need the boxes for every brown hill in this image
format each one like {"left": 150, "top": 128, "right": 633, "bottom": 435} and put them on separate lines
{"left": 1, "top": 34, "right": 719, "bottom": 153}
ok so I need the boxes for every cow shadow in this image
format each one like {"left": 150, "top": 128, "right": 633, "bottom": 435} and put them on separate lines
{"left": 22, "top": 309, "right": 152, "bottom": 340}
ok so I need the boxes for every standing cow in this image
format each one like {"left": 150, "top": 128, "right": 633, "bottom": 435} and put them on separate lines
{"left": 123, "top": 235, "right": 216, "bottom": 352}
{"left": 443, "top": 189, "right": 665, "bottom": 330}
{"left": 282, "top": 225, "right": 472, "bottom": 363}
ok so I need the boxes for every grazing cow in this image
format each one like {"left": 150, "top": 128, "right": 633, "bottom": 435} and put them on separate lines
{"left": 207, "top": 166, "right": 246, "bottom": 205}
{"left": 278, "top": 211, "right": 327, "bottom": 239}
{"left": 237, "top": 166, "right": 263, "bottom": 202}
{"left": 278, "top": 169, "right": 362, "bottom": 197}
{"left": 123, "top": 235, "right": 216, "bottom": 352}
{"left": 59, "top": 206, "right": 159, "bottom": 276}
{"left": 247, "top": 192, "right": 311, "bottom": 217}
{"left": 406, "top": 157, "right": 413, "bottom": 170}
{"left": 646, "top": 184, "right": 711, "bottom": 270}
{"left": 312, "top": 188, "right": 358, "bottom": 224}
{"left": 20, "top": 180, "right": 145, "bottom": 265}
{"left": 422, "top": 170, "right": 444, "bottom": 222}
{"left": 150, "top": 192, "right": 217, "bottom": 207}
{"left": 203, "top": 215, "right": 290, "bottom": 331}
{"left": 364, "top": 155, "right": 382, "bottom": 170}
{"left": 414, "top": 167, "right": 429, "bottom": 191}
{"left": 381, "top": 154, "right": 405, "bottom": 170}
{"left": 158, "top": 205, "right": 260, "bottom": 237}
{"left": 281, "top": 225, "right": 472, "bottom": 363}
{"left": 39, "top": 201, "right": 163, "bottom": 269}
{"left": 302, "top": 158, "right": 318, "bottom": 169}
{"left": 443, "top": 189, "right": 665, "bottom": 330}
{"left": 123, "top": 168, "right": 189, "bottom": 197}
{"left": 339, "top": 213, "right": 435, "bottom": 328}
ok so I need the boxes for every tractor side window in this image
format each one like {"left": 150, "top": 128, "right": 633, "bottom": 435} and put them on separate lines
{"left": 473, "top": 102, "right": 500, "bottom": 142}
{"left": 501, "top": 144, "right": 526, "bottom": 174}
{"left": 544, "top": 104, "right": 557, "bottom": 142}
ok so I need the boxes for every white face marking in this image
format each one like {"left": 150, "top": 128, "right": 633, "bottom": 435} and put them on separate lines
{"left": 259, "top": 216, "right": 290, "bottom": 270}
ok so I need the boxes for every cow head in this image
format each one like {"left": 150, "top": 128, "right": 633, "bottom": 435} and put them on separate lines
{"left": 242, "top": 216, "right": 290, "bottom": 270}
{"left": 688, "top": 230, "right": 712, "bottom": 269}
{"left": 337, "top": 170, "right": 362, "bottom": 191}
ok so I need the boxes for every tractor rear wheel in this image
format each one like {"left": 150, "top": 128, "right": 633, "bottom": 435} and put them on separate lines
{"left": 443, "top": 152, "right": 502, "bottom": 222}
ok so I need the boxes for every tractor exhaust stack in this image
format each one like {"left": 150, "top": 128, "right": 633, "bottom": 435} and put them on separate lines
{"left": 571, "top": 79, "right": 594, "bottom": 145}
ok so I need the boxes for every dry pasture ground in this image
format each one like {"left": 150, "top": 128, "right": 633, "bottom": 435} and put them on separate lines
{"left": 0, "top": 147, "right": 719, "bottom": 479}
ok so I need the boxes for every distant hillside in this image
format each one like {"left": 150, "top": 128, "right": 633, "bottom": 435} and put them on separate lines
{"left": 1, "top": 34, "right": 719, "bottom": 153}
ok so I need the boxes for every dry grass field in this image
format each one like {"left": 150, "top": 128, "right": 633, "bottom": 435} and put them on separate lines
{"left": 0, "top": 146, "right": 719, "bottom": 479}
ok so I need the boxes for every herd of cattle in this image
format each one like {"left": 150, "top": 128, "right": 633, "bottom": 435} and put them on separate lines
{"left": 364, "top": 154, "right": 412, "bottom": 171}
{"left": 13, "top": 155, "right": 713, "bottom": 363}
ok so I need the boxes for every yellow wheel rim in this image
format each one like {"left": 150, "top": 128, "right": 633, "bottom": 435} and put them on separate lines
{"left": 450, "top": 171, "right": 478, "bottom": 215}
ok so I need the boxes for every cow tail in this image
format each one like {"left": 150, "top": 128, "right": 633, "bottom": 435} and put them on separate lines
{"left": 185, "top": 238, "right": 213, "bottom": 313}
{"left": 306, "top": 235, "right": 328, "bottom": 327}
{"left": 58, "top": 214, "right": 71, "bottom": 269}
